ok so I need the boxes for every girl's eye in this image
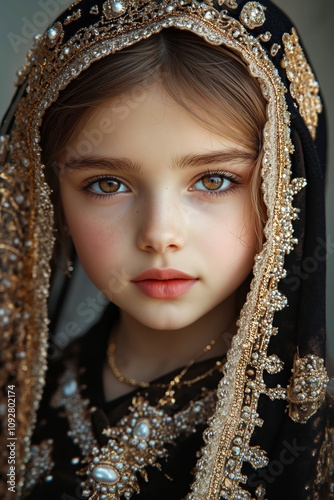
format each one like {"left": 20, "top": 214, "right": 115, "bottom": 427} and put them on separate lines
{"left": 192, "top": 173, "right": 237, "bottom": 193}
{"left": 82, "top": 177, "right": 129, "bottom": 196}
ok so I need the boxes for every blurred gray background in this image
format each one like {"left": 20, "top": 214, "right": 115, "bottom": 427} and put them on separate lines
{"left": 0, "top": 1, "right": 333, "bottom": 371}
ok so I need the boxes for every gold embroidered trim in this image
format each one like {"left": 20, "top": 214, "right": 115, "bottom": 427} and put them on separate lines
{"left": 287, "top": 354, "right": 329, "bottom": 423}
{"left": 281, "top": 28, "right": 322, "bottom": 140}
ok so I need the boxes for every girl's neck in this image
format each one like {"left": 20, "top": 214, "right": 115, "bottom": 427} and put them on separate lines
{"left": 110, "top": 293, "right": 238, "bottom": 380}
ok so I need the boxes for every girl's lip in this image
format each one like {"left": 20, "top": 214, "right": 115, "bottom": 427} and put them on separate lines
{"left": 132, "top": 279, "right": 198, "bottom": 299}
{"left": 131, "top": 268, "right": 198, "bottom": 298}
{"left": 132, "top": 268, "right": 196, "bottom": 281}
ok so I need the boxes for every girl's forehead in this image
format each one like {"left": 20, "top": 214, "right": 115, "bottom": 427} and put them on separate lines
{"left": 67, "top": 82, "right": 253, "bottom": 161}
{"left": 73, "top": 82, "right": 255, "bottom": 153}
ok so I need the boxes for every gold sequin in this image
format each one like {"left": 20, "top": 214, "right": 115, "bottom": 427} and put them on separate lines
{"left": 281, "top": 28, "right": 322, "bottom": 140}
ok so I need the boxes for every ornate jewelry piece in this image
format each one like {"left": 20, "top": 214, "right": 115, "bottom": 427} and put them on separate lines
{"left": 287, "top": 353, "right": 329, "bottom": 423}
{"left": 52, "top": 358, "right": 224, "bottom": 500}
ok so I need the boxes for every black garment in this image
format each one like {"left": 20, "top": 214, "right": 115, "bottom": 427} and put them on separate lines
{"left": 25, "top": 306, "right": 225, "bottom": 500}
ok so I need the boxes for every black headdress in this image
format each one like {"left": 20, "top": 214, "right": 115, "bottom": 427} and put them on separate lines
{"left": 0, "top": 1, "right": 332, "bottom": 499}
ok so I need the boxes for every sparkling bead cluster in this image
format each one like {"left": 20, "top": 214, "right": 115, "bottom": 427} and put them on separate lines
{"left": 51, "top": 366, "right": 98, "bottom": 456}
{"left": 52, "top": 364, "right": 217, "bottom": 500}
{"left": 287, "top": 354, "right": 329, "bottom": 423}
{"left": 239, "top": 2, "right": 266, "bottom": 30}
{"left": 22, "top": 440, "right": 54, "bottom": 497}
{"left": 281, "top": 28, "right": 322, "bottom": 140}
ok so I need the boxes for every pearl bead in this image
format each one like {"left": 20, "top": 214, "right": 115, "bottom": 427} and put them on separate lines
{"left": 47, "top": 28, "right": 58, "bottom": 40}
{"left": 92, "top": 465, "right": 119, "bottom": 484}
{"left": 133, "top": 419, "right": 150, "bottom": 440}
{"left": 111, "top": 2, "right": 125, "bottom": 14}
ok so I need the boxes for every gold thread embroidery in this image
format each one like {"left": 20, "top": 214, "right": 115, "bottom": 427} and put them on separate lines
{"left": 90, "top": 5, "right": 99, "bottom": 15}
{"left": 257, "top": 31, "right": 271, "bottom": 43}
{"left": 281, "top": 28, "right": 322, "bottom": 140}
{"left": 240, "top": 2, "right": 266, "bottom": 29}
{"left": 217, "top": 0, "right": 238, "bottom": 9}
{"left": 287, "top": 354, "right": 329, "bottom": 423}
{"left": 270, "top": 43, "right": 281, "bottom": 57}
{"left": 64, "top": 9, "right": 82, "bottom": 26}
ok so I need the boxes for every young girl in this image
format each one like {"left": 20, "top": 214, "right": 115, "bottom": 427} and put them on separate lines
{"left": 0, "top": 1, "right": 332, "bottom": 499}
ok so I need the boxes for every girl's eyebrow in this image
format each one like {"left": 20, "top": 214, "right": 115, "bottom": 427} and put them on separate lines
{"left": 64, "top": 157, "right": 143, "bottom": 173}
{"left": 64, "top": 149, "right": 256, "bottom": 172}
{"left": 174, "top": 150, "right": 257, "bottom": 169}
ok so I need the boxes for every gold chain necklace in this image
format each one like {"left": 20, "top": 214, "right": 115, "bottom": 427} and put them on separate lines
{"left": 107, "top": 337, "right": 224, "bottom": 405}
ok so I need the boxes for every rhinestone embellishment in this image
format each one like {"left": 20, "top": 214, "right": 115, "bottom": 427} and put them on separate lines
{"left": 239, "top": 2, "right": 266, "bottom": 29}
{"left": 103, "top": 0, "right": 127, "bottom": 19}
{"left": 287, "top": 354, "right": 329, "bottom": 423}
{"left": 45, "top": 22, "right": 63, "bottom": 47}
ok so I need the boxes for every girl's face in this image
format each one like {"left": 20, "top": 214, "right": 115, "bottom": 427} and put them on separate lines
{"left": 59, "top": 84, "right": 258, "bottom": 330}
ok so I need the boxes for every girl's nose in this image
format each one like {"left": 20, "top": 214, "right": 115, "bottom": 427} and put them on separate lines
{"left": 136, "top": 194, "right": 186, "bottom": 254}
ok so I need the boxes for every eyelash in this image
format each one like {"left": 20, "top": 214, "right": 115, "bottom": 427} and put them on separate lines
{"left": 80, "top": 170, "right": 241, "bottom": 200}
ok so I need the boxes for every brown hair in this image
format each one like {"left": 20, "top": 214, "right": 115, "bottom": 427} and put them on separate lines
{"left": 41, "top": 28, "right": 267, "bottom": 254}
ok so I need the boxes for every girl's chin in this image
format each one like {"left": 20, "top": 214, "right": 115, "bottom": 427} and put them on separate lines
{"left": 119, "top": 307, "right": 206, "bottom": 332}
